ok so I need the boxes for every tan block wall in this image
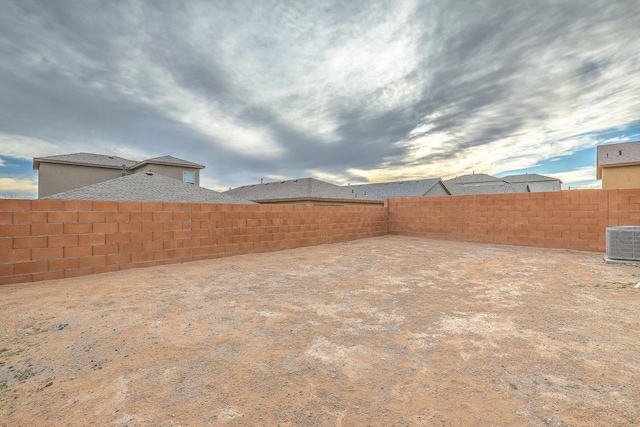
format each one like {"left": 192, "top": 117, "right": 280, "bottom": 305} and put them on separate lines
{"left": 4, "top": 189, "right": 640, "bottom": 286}
{"left": 601, "top": 165, "right": 640, "bottom": 189}
{"left": 388, "top": 189, "right": 640, "bottom": 252}
{"left": 0, "top": 201, "right": 388, "bottom": 285}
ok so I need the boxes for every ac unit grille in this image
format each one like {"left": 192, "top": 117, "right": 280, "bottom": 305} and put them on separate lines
{"left": 606, "top": 226, "right": 640, "bottom": 261}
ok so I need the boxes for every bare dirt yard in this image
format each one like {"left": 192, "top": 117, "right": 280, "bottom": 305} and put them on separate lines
{"left": 1, "top": 235, "right": 639, "bottom": 426}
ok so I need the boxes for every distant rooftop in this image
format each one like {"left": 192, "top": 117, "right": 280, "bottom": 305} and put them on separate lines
{"left": 33, "top": 153, "right": 138, "bottom": 170}
{"left": 445, "top": 173, "right": 503, "bottom": 185}
{"left": 347, "top": 178, "right": 450, "bottom": 198}
{"left": 225, "top": 177, "right": 382, "bottom": 203}
{"left": 43, "top": 171, "right": 253, "bottom": 204}
{"left": 444, "top": 172, "right": 561, "bottom": 194}
{"left": 33, "top": 153, "right": 204, "bottom": 171}
{"left": 447, "top": 182, "right": 530, "bottom": 195}
{"left": 502, "top": 173, "right": 562, "bottom": 184}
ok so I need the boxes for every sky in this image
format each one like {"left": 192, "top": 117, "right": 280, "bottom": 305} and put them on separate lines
{"left": 1, "top": 1, "right": 640, "bottom": 198}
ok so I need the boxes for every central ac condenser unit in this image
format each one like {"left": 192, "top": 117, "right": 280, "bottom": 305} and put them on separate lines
{"left": 606, "top": 226, "right": 640, "bottom": 261}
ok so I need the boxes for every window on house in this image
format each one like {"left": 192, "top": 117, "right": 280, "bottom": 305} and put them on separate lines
{"left": 183, "top": 172, "right": 195, "bottom": 184}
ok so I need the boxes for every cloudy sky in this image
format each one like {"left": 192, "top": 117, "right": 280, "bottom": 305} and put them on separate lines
{"left": 1, "top": 1, "right": 640, "bottom": 197}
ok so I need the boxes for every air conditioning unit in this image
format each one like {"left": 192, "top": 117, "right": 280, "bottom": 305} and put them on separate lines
{"left": 606, "top": 226, "right": 640, "bottom": 261}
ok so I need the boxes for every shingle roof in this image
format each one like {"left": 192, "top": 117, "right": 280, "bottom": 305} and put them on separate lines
{"left": 224, "top": 177, "right": 382, "bottom": 203}
{"left": 43, "top": 171, "right": 254, "bottom": 204}
{"left": 133, "top": 155, "right": 204, "bottom": 169}
{"left": 445, "top": 173, "right": 502, "bottom": 185}
{"left": 347, "top": 178, "right": 449, "bottom": 198}
{"left": 446, "top": 182, "right": 529, "bottom": 195}
{"left": 33, "top": 153, "right": 137, "bottom": 170}
{"left": 597, "top": 141, "right": 640, "bottom": 178}
{"left": 502, "top": 173, "right": 561, "bottom": 184}
{"left": 33, "top": 153, "right": 205, "bottom": 171}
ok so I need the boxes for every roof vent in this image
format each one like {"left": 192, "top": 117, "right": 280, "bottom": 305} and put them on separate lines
{"left": 146, "top": 170, "right": 153, "bottom": 176}
{"left": 606, "top": 226, "right": 640, "bottom": 261}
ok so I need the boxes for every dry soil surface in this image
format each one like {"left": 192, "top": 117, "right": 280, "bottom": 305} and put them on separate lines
{"left": 1, "top": 235, "right": 639, "bottom": 426}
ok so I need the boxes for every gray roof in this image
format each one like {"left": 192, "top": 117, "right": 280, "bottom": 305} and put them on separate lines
{"left": 446, "top": 182, "right": 530, "bottom": 195}
{"left": 43, "top": 171, "right": 254, "bottom": 204}
{"left": 445, "top": 173, "right": 503, "bottom": 185}
{"left": 225, "top": 177, "right": 382, "bottom": 203}
{"left": 33, "top": 153, "right": 204, "bottom": 171}
{"left": 33, "top": 153, "right": 137, "bottom": 170}
{"left": 502, "top": 173, "right": 561, "bottom": 184}
{"left": 133, "top": 155, "right": 204, "bottom": 169}
{"left": 347, "top": 178, "right": 449, "bottom": 198}
{"left": 597, "top": 141, "right": 640, "bottom": 177}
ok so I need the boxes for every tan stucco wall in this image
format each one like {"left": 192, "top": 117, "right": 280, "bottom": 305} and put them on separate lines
{"left": 38, "top": 163, "right": 123, "bottom": 198}
{"left": 601, "top": 165, "right": 640, "bottom": 189}
{"left": 131, "top": 164, "right": 200, "bottom": 186}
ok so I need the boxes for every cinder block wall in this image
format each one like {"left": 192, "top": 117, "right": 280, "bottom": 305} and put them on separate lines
{"left": 3, "top": 189, "right": 640, "bottom": 285}
{"left": 388, "top": 189, "right": 640, "bottom": 252}
{"left": 0, "top": 200, "right": 388, "bottom": 285}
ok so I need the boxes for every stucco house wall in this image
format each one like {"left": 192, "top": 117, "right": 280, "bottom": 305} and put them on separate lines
{"left": 601, "top": 165, "right": 640, "bottom": 189}
{"left": 38, "top": 163, "right": 124, "bottom": 198}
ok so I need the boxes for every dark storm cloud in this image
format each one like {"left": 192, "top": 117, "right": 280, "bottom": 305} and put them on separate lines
{"left": 1, "top": 0, "right": 640, "bottom": 191}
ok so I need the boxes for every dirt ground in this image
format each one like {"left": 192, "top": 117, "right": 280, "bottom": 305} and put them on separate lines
{"left": 1, "top": 235, "right": 639, "bottom": 426}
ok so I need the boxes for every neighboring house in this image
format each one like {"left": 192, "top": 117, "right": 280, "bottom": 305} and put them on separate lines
{"left": 597, "top": 141, "right": 640, "bottom": 189}
{"left": 444, "top": 173, "right": 561, "bottom": 195}
{"left": 445, "top": 173, "right": 504, "bottom": 187}
{"left": 502, "top": 173, "right": 562, "bottom": 192}
{"left": 444, "top": 173, "right": 520, "bottom": 195}
{"left": 32, "top": 153, "right": 205, "bottom": 198}
{"left": 224, "top": 177, "right": 383, "bottom": 206}
{"left": 346, "top": 178, "right": 451, "bottom": 198}
{"left": 445, "top": 182, "right": 524, "bottom": 195}
{"left": 43, "top": 171, "right": 253, "bottom": 204}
